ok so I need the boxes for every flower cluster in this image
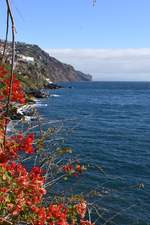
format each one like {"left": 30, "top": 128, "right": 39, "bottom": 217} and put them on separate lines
{"left": 0, "top": 132, "right": 34, "bottom": 163}
{"left": 63, "top": 163, "right": 86, "bottom": 177}
{"left": 75, "top": 201, "right": 87, "bottom": 219}
{"left": 0, "top": 163, "right": 45, "bottom": 216}
{"left": 0, "top": 66, "right": 25, "bottom": 104}
{"left": 0, "top": 65, "right": 94, "bottom": 225}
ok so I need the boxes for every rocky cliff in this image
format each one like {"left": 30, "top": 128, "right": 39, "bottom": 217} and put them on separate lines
{"left": 14, "top": 42, "right": 92, "bottom": 84}
{"left": 0, "top": 41, "right": 92, "bottom": 89}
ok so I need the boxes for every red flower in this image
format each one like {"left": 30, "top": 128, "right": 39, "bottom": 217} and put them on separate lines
{"left": 0, "top": 67, "right": 26, "bottom": 104}
{"left": 22, "top": 133, "right": 34, "bottom": 154}
{"left": 63, "top": 164, "right": 73, "bottom": 173}
{"left": 76, "top": 201, "right": 87, "bottom": 219}
{"left": 76, "top": 164, "right": 82, "bottom": 173}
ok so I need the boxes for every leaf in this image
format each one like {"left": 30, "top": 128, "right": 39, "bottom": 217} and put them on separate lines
{"left": 0, "top": 82, "right": 5, "bottom": 89}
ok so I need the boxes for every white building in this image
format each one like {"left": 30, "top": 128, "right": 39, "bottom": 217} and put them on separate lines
{"left": 45, "top": 78, "right": 53, "bottom": 83}
{"left": 17, "top": 54, "right": 34, "bottom": 63}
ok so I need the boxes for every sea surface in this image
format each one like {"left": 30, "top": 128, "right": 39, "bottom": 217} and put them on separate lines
{"left": 36, "top": 82, "right": 150, "bottom": 225}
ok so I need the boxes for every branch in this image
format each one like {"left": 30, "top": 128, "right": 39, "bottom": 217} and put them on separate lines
{"left": 3, "top": 0, "right": 15, "bottom": 149}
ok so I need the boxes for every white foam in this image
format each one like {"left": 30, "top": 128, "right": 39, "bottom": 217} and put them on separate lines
{"left": 34, "top": 103, "right": 48, "bottom": 107}
{"left": 24, "top": 116, "right": 32, "bottom": 121}
{"left": 50, "top": 94, "right": 60, "bottom": 97}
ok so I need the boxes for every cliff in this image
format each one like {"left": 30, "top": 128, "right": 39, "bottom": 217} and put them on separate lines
{"left": 0, "top": 41, "right": 92, "bottom": 89}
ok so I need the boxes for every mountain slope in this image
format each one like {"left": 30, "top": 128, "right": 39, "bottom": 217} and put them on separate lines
{"left": 14, "top": 42, "right": 92, "bottom": 83}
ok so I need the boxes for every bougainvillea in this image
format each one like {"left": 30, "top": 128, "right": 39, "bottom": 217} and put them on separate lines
{"left": 0, "top": 66, "right": 25, "bottom": 104}
{"left": 0, "top": 65, "right": 94, "bottom": 224}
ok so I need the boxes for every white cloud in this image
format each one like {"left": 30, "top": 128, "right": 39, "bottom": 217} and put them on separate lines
{"left": 46, "top": 49, "right": 150, "bottom": 81}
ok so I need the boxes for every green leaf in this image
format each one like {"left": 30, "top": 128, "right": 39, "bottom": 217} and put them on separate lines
{"left": 0, "top": 82, "right": 5, "bottom": 89}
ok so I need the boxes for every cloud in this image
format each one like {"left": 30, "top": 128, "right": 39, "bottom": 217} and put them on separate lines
{"left": 46, "top": 49, "right": 150, "bottom": 81}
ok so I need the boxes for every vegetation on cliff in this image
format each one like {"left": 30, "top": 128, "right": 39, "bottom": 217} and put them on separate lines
{"left": 0, "top": 41, "right": 92, "bottom": 90}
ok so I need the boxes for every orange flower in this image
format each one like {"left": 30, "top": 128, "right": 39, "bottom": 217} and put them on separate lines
{"left": 76, "top": 201, "right": 87, "bottom": 219}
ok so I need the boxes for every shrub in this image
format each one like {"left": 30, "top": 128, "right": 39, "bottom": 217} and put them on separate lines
{"left": 0, "top": 65, "right": 94, "bottom": 225}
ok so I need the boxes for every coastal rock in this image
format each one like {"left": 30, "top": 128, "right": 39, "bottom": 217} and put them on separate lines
{"left": 27, "top": 89, "right": 49, "bottom": 98}
{"left": 44, "top": 83, "right": 63, "bottom": 89}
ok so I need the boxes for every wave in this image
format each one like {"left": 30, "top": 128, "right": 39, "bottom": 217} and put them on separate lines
{"left": 34, "top": 103, "right": 48, "bottom": 107}
{"left": 50, "top": 94, "right": 60, "bottom": 97}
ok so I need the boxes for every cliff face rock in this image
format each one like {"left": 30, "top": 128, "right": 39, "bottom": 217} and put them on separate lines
{"left": 14, "top": 42, "right": 92, "bottom": 84}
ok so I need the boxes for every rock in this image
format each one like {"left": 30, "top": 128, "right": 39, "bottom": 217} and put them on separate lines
{"left": 17, "top": 104, "right": 35, "bottom": 117}
{"left": 7, "top": 107, "right": 23, "bottom": 120}
{"left": 27, "top": 89, "right": 49, "bottom": 98}
{"left": 44, "top": 83, "right": 63, "bottom": 89}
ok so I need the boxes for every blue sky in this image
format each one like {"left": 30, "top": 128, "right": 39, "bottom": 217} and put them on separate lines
{"left": 1, "top": 0, "right": 150, "bottom": 80}
{"left": 0, "top": 0, "right": 150, "bottom": 48}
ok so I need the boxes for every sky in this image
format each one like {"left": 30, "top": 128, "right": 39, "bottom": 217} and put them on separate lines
{"left": 1, "top": 0, "right": 150, "bottom": 80}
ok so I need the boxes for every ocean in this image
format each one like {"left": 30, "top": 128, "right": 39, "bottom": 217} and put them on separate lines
{"left": 36, "top": 81, "right": 150, "bottom": 225}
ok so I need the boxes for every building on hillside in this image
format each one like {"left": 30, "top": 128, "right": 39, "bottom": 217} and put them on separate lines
{"left": 17, "top": 54, "right": 35, "bottom": 64}
{"left": 45, "top": 78, "right": 53, "bottom": 84}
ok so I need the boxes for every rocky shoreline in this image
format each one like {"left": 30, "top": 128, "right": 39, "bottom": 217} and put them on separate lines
{"left": 12, "top": 82, "right": 64, "bottom": 120}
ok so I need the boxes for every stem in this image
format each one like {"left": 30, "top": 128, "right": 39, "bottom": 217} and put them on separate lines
{"left": 0, "top": 217, "right": 13, "bottom": 225}
{"left": 3, "top": 0, "right": 15, "bottom": 150}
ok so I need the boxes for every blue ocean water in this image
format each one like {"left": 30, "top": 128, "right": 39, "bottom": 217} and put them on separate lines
{"left": 37, "top": 82, "right": 150, "bottom": 225}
